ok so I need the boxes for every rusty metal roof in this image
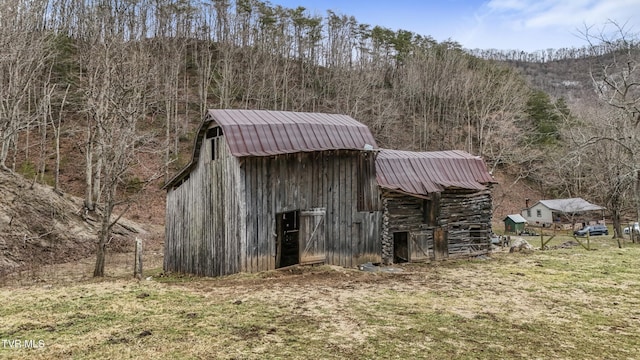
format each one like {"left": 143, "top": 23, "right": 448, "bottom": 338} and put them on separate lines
{"left": 208, "top": 109, "right": 377, "bottom": 156}
{"left": 164, "top": 109, "right": 377, "bottom": 189}
{"left": 375, "top": 149, "right": 495, "bottom": 196}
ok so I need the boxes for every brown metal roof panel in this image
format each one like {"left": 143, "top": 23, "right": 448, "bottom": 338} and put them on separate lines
{"left": 261, "top": 123, "right": 284, "bottom": 155}
{"left": 293, "top": 122, "right": 314, "bottom": 150}
{"left": 410, "top": 159, "right": 442, "bottom": 193}
{"left": 309, "top": 123, "right": 332, "bottom": 149}
{"left": 336, "top": 124, "right": 357, "bottom": 149}
{"left": 395, "top": 161, "right": 422, "bottom": 195}
{"left": 437, "top": 180, "right": 485, "bottom": 190}
{"left": 445, "top": 158, "right": 467, "bottom": 183}
{"left": 442, "top": 157, "right": 462, "bottom": 181}
{"left": 207, "top": 109, "right": 379, "bottom": 156}
{"left": 277, "top": 112, "right": 314, "bottom": 151}
{"left": 354, "top": 126, "right": 377, "bottom": 148}
{"left": 377, "top": 158, "right": 436, "bottom": 195}
{"left": 270, "top": 123, "right": 293, "bottom": 152}
{"left": 254, "top": 124, "right": 278, "bottom": 155}
{"left": 222, "top": 125, "right": 248, "bottom": 156}
{"left": 473, "top": 160, "right": 495, "bottom": 183}
{"left": 353, "top": 126, "right": 374, "bottom": 148}
{"left": 375, "top": 149, "right": 494, "bottom": 196}
{"left": 319, "top": 124, "right": 340, "bottom": 148}
{"left": 297, "top": 122, "right": 322, "bottom": 151}
{"left": 281, "top": 122, "right": 304, "bottom": 152}
{"left": 239, "top": 124, "right": 265, "bottom": 155}
{"left": 376, "top": 160, "right": 405, "bottom": 191}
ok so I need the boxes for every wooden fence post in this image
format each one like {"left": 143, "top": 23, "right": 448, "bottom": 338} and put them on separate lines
{"left": 134, "top": 237, "right": 143, "bottom": 280}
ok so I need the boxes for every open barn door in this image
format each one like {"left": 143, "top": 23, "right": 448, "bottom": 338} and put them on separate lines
{"left": 276, "top": 210, "right": 300, "bottom": 268}
{"left": 299, "top": 208, "right": 326, "bottom": 265}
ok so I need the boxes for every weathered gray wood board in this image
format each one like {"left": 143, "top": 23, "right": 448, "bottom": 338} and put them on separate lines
{"left": 165, "top": 129, "right": 381, "bottom": 277}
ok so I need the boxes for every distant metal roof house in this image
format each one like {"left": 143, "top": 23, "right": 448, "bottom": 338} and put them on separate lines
{"left": 537, "top": 198, "right": 604, "bottom": 213}
{"left": 521, "top": 197, "right": 604, "bottom": 227}
{"left": 375, "top": 149, "right": 496, "bottom": 197}
{"left": 505, "top": 214, "right": 527, "bottom": 223}
{"left": 504, "top": 214, "right": 527, "bottom": 234}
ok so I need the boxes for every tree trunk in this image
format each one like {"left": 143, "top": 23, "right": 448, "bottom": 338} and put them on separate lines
{"left": 93, "top": 212, "right": 110, "bottom": 277}
{"left": 612, "top": 208, "right": 623, "bottom": 240}
{"left": 84, "top": 118, "right": 94, "bottom": 211}
{"left": 93, "top": 187, "right": 114, "bottom": 277}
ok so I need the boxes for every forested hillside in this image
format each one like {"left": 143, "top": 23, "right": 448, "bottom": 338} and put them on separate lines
{"left": 1, "top": 0, "right": 639, "bottom": 273}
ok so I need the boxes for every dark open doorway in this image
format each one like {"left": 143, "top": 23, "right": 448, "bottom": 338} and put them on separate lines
{"left": 393, "top": 232, "right": 409, "bottom": 263}
{"left": 276, "top": 210, "right": 300, "bottom": 268}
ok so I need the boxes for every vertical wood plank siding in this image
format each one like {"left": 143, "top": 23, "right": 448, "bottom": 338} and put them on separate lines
{"left": 165, "top": 135, "right": 244, "bottom": 277}
{"left": 165, "top": 137, "right": 381, "bottom": 277}
{"left": 242, "top": 150, "right": 382, "bottom": 272}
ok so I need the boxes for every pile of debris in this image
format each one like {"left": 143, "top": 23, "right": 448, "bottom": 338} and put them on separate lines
{"left": 509, "top": 237, "right": 534, "bottom": 253}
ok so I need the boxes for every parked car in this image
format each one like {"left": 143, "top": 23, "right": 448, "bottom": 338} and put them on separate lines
{"left": 623, "top": 222, "right": 640, "bottom": 235}
{"left": 574, "top": 224, "right": 609, "bottom": 237}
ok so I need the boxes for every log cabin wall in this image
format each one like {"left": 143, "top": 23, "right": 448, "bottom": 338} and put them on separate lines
{"left": 381, "top": 192, "right": 434, "bottom": 264}
{"left": 439, "top": 188, "right": 493, "bottom": 258}
{"left": 242, "top": 150, "right": 382, "bottom": 272}
{"left": 164, "top": 132, "right": 245, "bottom": 277}
{"left": 381, "top": 188, "right": 493, "bottom": 264}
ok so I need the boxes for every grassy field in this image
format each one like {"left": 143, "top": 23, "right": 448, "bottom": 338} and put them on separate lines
{"left": 1, "top": 235, "right": 640, "bottom": 359}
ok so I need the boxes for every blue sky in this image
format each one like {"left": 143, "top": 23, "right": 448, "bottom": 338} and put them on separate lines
{"left": 269, "top": 0, "right": 640, "bottom": 51}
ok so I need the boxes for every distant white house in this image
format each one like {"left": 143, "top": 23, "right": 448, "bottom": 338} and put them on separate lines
{"left": 521, "top": 198, "right": 605, "bottom": 227}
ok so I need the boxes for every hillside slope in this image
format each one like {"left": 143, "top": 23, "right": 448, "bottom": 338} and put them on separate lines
{"left": 0, "top": 170, "right": 146, "bottom": 276}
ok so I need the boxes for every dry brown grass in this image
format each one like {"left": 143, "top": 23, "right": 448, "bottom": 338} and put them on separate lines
{"left": 2, "top": 236, "right": 640, "bottom": 359}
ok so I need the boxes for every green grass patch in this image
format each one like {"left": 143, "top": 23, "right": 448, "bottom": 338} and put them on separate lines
{"left": 3, "top": 246, "right": 640, "bottom": 359}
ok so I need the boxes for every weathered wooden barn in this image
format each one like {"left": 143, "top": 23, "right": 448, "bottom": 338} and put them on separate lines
{"left": 375, "top": 150, "right": 495, "bottom": 263}
{"left": 164, "top": 109, "right": 382, "bottom": 277}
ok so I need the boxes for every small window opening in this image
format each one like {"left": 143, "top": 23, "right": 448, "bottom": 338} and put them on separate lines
{"left": 527, "top": 209, "right": 531, "bottom": 217}
{"left": 206, "top": 127, "right": 223, "bottom": 161}
{"left": 206, "top": 126, "right": 223, "bottom": 139}
{"left": 536, "top": 209, "right": 542, "bottom": 217}
{"left": 469, "top": 224, "right": 484, "bottom": 243}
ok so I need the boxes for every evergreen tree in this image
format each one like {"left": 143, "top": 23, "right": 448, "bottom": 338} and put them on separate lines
{"left": 526, "top": 90, "right": 562, "bottom": 145}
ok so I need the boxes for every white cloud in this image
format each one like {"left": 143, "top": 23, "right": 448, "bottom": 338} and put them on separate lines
{"left": 485, "top": 0, "right": 640, "bottom": 29}
{"left": 460, "top": 0, "right": 640, "bottom": 50}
